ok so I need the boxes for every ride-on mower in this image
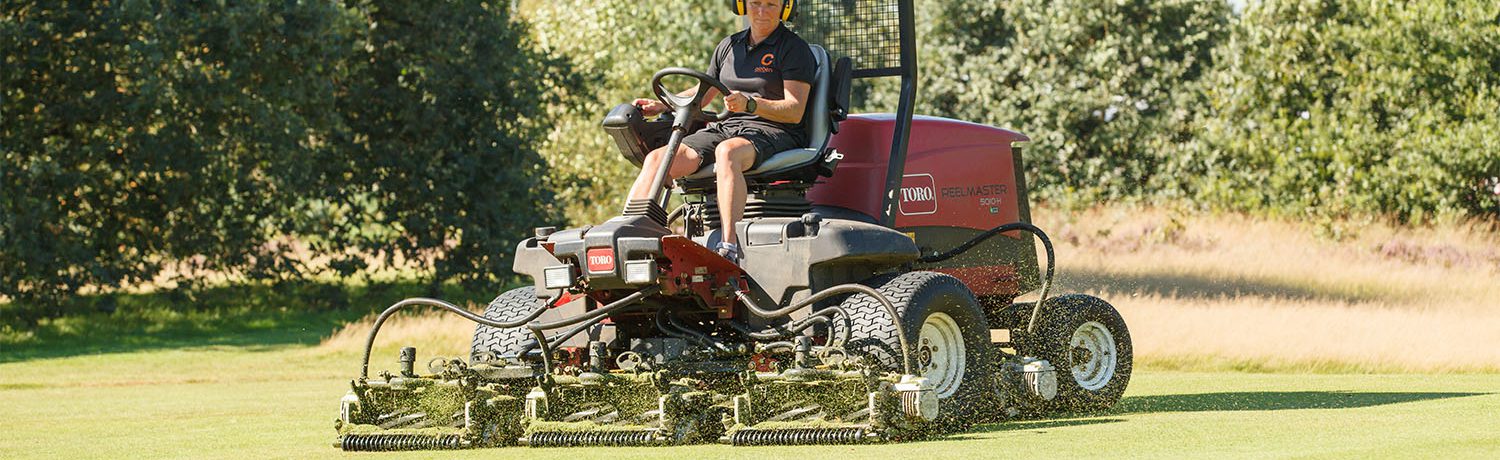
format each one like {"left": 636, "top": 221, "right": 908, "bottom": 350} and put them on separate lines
{"left": 334, "top": 0, "right": 1131, "bottom": 451}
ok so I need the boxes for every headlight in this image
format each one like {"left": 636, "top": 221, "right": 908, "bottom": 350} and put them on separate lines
{"left": 543, "top": 265, "right": 576, "bottom": 289}
{"left": 623, "top": 260, "right": 658, "bottom": 285}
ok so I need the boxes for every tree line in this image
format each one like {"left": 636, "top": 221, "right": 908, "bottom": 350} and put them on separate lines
{"left": 3, "top": 0, "right": 1496, "bottom": 320}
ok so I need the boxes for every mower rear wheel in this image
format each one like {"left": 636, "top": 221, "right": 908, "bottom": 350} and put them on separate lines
{"left": 839, "top": 271, "right": 997, "bottom": 427}
{"left": 1019, "top": 294, "right": 1132, "bottom": 412}
{"left": 470, "top": 286, "right": 546, "bottom": 363}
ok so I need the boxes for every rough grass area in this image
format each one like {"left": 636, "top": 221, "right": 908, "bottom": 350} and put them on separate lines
{"left": 0, "top": 345, "right": 1496, "bottom": 459}
{"left": 1029, "top": 204, "right": 1500, "bottom": 373}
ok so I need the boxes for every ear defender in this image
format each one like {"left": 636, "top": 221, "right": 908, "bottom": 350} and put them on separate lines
{"left": 730, "top": 0, "right": 797, "bottom": 21}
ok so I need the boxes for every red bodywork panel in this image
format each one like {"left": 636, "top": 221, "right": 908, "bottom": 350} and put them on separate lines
{"left": 810, "top": 114, "right": 1032, "bottom": 298}
{"left": 659, "top": 235, "right": 745, "bottom": 318}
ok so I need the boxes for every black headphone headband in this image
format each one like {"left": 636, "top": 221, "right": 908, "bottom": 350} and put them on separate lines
{"left": 730, "top": 0, "right": 797, "bottom": 22}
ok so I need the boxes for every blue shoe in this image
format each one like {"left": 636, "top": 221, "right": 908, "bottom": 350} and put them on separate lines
{"left": 716, "top": 242, "right": 741, "bottom": 266}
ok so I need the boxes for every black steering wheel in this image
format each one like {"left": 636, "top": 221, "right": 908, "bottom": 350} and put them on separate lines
{"left": 652, "top": 67, "right": 734, "bottom": 123}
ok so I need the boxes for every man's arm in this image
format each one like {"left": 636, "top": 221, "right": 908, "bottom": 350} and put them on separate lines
{"left": 726, "top": 81, "right": 810, "bottom": 124}
{"left": 634, "top": 87, "right": 722, "bottom": 116}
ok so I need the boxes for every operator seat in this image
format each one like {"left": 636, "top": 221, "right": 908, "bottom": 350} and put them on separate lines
{"left": 680, "top": 44, "right": 843, "bottom": 187}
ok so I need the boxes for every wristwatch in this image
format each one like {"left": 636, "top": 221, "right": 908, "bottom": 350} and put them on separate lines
{"left": 745, "top": 97, "right": 758, "bottom": 114}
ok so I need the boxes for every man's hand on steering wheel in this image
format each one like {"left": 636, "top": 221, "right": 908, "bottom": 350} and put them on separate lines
{"left": 633, "top": 98, "right": 668, "bottom": 117}
{"left": 651, "top": 68, "right": 734, "bottom": 125}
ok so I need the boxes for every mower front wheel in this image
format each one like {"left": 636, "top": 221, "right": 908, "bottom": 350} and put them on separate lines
{"left": 839, "top": 271, "right": 997, "bottom": 428}
{"left": 470, "top": 286, "right": 546, "bottom": 363}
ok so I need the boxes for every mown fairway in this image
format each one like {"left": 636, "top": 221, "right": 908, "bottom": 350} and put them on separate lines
{"left": 2, "top": 344, "right": 1497, "bottom": 459}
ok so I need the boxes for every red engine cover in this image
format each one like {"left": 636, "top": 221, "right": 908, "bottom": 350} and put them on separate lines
{"left": 810, "top": 114, "right": 1035, "bottom": 298}
{"left": 811, "top": 114, "right": 1028, "bottom": 227}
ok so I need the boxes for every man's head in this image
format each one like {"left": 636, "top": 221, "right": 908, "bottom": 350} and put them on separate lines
{"left": 732, "top": 0, "right": 795, "bottom": 25}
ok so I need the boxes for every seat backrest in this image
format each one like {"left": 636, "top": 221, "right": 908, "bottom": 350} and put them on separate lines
{"left": 802, "top": 45, "right": 832, "bottom": 150}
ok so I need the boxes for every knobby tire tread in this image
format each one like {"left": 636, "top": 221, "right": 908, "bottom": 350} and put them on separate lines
{"left": 470, "top": 286, "right": 544, "bottom": 360}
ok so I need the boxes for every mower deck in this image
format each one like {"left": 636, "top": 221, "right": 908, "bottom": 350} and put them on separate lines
{"left": 332, "top": 0, "right": 1132, "bottom": 450}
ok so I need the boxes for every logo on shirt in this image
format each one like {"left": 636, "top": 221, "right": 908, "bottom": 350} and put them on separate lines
{"left": 756, "top": 53, "right": 775, "bottom": 73}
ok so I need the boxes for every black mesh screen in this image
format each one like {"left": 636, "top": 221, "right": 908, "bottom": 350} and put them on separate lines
{"left": 789, "top": 0, "right": 906, "bottom": 78}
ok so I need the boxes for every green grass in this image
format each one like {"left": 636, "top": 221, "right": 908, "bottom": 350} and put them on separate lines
{"left": 1, "top": 342, "right": 1497, "bottom": 459}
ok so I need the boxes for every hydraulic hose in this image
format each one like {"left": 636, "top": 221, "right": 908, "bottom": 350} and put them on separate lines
{"left": 513, "top": 313, "right": 602, "bottom": 358}
{"left": 656, "top": 307, "right": 729, "bottom": 352}
{"left": 517, "top": 288, "right": 659, "bottom": 368}
{"left": 665, "top": 309, "right": 732, "bottom": 352}
{"left": 359, "top": 293, "right": 559, "bottom": 379}
{"left": 735, "top": 285, "right": 913, "bottom": 375}
{"left": 914, "top": 221, "right": 1055, "bottom": 334}
{"left": 528, "top": 288, "right": 657, "bottom": 331}
{"left": 726, "top": 306, "right": 849, "bottom": 346}
{"left": 667, "top": 203, "right": 687, "bottom": 226}
{"left": 732, "top": 315, "right": 828, "bottom": 341}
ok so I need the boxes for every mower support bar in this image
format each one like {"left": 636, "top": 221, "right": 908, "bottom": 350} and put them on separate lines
{"left": 735, "top": 284, "right": 914, "bottom": 375}
{"left": 359, "top": 293, "right": 560, "bottom": 379}
{"left": 524, "top": 287, "right": 659, "bottom": 373}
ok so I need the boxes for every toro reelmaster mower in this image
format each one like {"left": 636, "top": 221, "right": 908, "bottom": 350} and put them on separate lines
{"left": 334, "top": 0, "right": 1131, "bottom": 451}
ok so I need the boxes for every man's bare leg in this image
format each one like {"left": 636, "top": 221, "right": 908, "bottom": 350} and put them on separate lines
{"left": 628, "top": 143, "right": 703, "bottom": 202}
{"left": 712, "top": 138, "right": 757, "bottom": 248}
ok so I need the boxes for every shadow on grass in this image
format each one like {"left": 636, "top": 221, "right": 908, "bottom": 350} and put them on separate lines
{"left": 0, "top": 279, "right": 501, "bottom": 363}
{"left": 1058, "top": 267, "right": 1392, "bottom": 304}
{"left": 1117, "top": 391, "right": 1488, "bottom": 413}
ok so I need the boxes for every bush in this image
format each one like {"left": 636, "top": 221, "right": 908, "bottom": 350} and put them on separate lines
{"left": 1186, "top": 0, "right": 1500, "bottom": 221}
{"left": 1, "top": 2, "right": 366, "bottom": 319}
{"left": 0, "top": 1, "right": 575, "bottom": 321}
{"left": 325, "top": 1, "right": 580, "bottom": 290}
{"left": 913, "top": 0, "right": 1233, "bottom": 203}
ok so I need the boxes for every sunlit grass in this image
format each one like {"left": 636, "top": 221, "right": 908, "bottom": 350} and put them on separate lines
{"left": 1030, "top": 203, "right": 1500, "bottom": 373}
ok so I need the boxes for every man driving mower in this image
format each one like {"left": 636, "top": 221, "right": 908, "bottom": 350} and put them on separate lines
{"left": 625, "top": 0, "right": 814, "bottom": 264}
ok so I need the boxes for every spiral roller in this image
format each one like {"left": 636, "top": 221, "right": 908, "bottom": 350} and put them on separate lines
{"left": 729, "top": 428, "right": 871, "bottom": 446}
{"left": 339, "top": 434, "right": 466, "bottom": 451}
{"left": 525, "top": 430, "right": 661, "bottom": 447}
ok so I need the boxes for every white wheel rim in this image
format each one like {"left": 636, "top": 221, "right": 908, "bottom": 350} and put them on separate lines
{"left": 917, "top": 312, "right": 966, "bottom": 398}
{"left": 1069, "top": 321, "right": 1118, "bottom": 391}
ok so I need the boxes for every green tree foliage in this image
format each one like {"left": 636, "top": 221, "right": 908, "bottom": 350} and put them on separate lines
{"left": 1187, "top": 0, "right": 1500, "bottom": 221}
{"left": 914, "top": 0, "right": 1232, "bottom": 203}
{"left": 327, "top": 1, "right": 579, "bottom": 290}
{"left": 1, "top": 1, "right": 574, "bottom": 320}
{"left": 527, "top": 0, "right": 736, "bottom": 224}
{"left": 2, "top": 2, "right": 365, "bottom": 318}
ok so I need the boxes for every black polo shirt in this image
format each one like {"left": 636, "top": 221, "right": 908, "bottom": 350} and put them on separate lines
{"left": 706, "top": 24, "right": 816, "bottom": 134}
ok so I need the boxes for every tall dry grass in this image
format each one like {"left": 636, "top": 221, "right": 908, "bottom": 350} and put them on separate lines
{"left": 1032, "top": 204, "right": 1500, "bottom": 373}
{"left": 319, "top": 205, "right": 1500, "bottom": 373}
{"left": 318, "top": 311, "right": 480, "bottom": 360}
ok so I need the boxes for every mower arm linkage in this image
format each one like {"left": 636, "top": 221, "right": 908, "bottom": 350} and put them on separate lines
{"left": 735, "top": 284, "right": 914, "bottom": 376}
